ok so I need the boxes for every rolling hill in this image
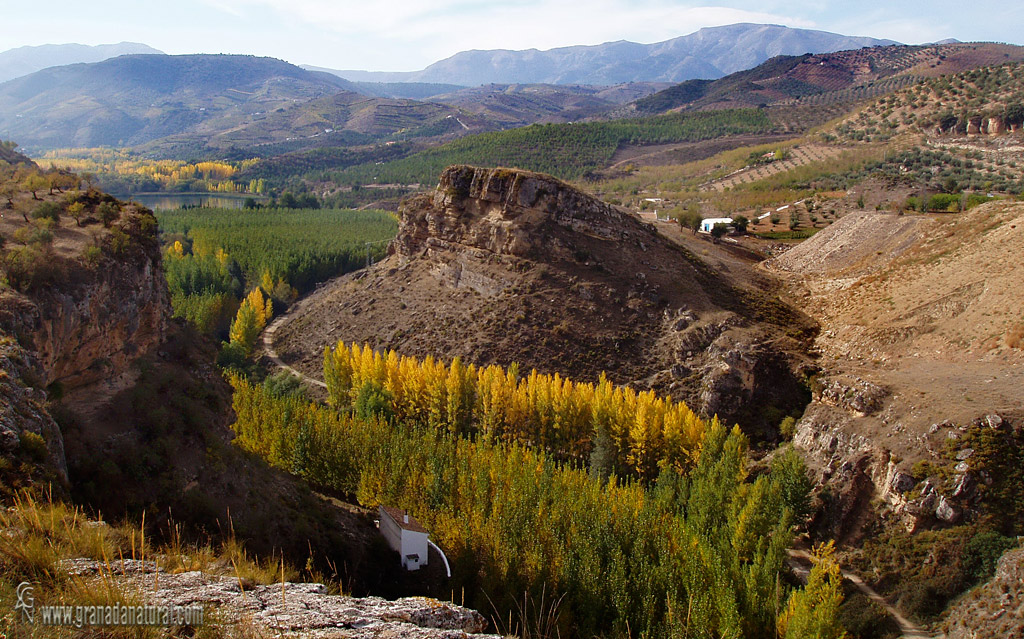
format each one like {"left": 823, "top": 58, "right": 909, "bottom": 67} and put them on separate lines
{"left": 427, "top": 82, "right": 670, "bottom": 127}
{"left": 635, "top": 42, "right": 1024, "bottom": 115}
{"left": 322, "top": 24, "right": 896, "bottom": 86}
{"left": 0, "top": 54, "right": 358, "bottom": 151}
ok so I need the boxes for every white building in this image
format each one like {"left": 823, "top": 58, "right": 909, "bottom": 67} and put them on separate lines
{"left": 699, "top": 217, "right": 734, "bottom": 233}
{"left": 378, "top": 505, "right": 430, "bottom": 571}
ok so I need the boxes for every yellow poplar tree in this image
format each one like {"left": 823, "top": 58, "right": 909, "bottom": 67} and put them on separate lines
{"left": 777, "top": 541, "right": 847, "bottom": 639}
{"left": 229, "top": 288, "right": 272, "bottom": 357}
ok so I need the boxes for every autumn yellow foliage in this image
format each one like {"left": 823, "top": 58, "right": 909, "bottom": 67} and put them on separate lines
{"left": 229, "top": 288, "right": 272, "bottom": 356}
{"left": 324, "top": 341, "right": 708, "bottom": 478}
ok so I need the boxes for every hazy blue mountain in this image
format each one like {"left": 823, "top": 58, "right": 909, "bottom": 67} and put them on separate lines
{"left": 0, "top": 42, "right": 164, "bottom": 84}
{"left": 324, "top": 23, "right": 898, "bottom": 86}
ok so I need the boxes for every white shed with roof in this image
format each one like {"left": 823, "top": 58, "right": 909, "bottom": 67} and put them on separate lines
{"left": 378, "top": 505, "right": 430, "bottom": 571}
{"left": 699, "top": 217, "right": 733, "bottom": 233}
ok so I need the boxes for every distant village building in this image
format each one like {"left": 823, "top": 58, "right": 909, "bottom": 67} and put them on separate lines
{"left": 699, "top": 217, "right": 733, "bottom": 233}
{"left": 378, "top": 505, "right": 430, "bottom": 571}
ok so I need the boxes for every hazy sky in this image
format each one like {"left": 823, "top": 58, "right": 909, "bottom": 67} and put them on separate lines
{"left": 3, "top": 0, "right": 1022, "bottom": 71}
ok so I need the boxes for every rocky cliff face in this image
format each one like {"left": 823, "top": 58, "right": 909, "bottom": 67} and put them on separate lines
{"left": 6, "top": 234, "right": 168, "bottom": 393}
{"left": 0, "top": 205, "right": 169, "bottom": 484}
{"left": 275, "top": 165, "right": 814, "bottom": 438}
{"left": 0, "top": 335, "right": 68, "bottom": 484}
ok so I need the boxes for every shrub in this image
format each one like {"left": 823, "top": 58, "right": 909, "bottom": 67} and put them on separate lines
{"left": 263, "top": 370, "right": 307, "bottom": 399}
{"left": 779, "top": 416, "right": 797, "bottom": 439}
{"left": 82, "top": 245, "right": 103, "bottom": 267}
{"left": 216, "top": 341, "right": 248, "bottom": 371}
{"left": 962, "top": 530, "right": 1016, "bottom": 582}
{"left": 837, "top": 592, "right": 901, "bottom": 639}
{"left": 106, "top": 228, "right": 131, "bottom": 254}
{"left": 18, "top": 431, "right": 48, "bottom": 462}
{"left": 927, "top": 193, "right": 961, "bottom": 212}
{"left": 97, "top": 202, "right": 120, "bottom": 227}
{"left": 31, "top": 201, "right": 61, "bottom": 223}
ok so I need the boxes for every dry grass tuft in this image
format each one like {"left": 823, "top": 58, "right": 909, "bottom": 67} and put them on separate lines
{"left": 1006, "top": 324, "right": 1024, "bottom": 349}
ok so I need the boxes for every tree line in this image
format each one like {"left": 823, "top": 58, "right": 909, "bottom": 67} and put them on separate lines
{"left": 323, "top": 342, "right": 708, "bottom": 480}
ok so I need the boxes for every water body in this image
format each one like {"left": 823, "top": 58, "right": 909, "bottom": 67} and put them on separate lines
{"left": 120, "top": 193, "right": 263, "bottom": 211}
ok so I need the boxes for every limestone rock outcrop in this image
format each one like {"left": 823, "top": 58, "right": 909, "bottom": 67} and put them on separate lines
{"left": 395, "top": 165, "right": 646, "bottom": 259}
{"left": 0, "top": 205, "right": 168, "bottom": 483}
{"left": 64, "top": 559, "right": 498, "bottom": 639}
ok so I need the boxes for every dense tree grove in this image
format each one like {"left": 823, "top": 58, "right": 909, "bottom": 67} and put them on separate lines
{"left": 228, "top": 375, "right": 835, "bottom": 639}
{"left": 158, "top": 208, "right": 397, "bottom": 333}
{"left": 158, "top": 208, "right": 396, "bottom": 293}
{"left": 36, "top": 148, "right": 265, "bottom": 195}
{"left": 324, "top": 342, "right": 707, "bottom": 480}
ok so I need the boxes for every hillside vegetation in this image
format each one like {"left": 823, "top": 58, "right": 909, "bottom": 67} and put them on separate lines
{"left": 317, "top": 109, "right": 773, "bottom": 186}
{"left": 637, "top": 43, "right": 1024, "bottom": 116}
{"left": 229, "top": 373, "right": 840, "bottom": 639}
{"left": 833, "top": 62, "right": 1024, "bottom": 143}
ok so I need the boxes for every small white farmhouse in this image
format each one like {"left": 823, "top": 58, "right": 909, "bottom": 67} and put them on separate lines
{"left": 699, "top": 217, "right": 733, "bottom": 233}
{"left": 378, "top": 505, "right": 430, "bottom": 571}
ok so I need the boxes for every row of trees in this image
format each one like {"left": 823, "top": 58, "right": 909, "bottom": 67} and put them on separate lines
{"left": 325, "top": 342, "right": 707, "bottom": 481}
{"left": 228, "top": 374, "right": 842, "bottom": 639}
{"left": 35, "top": 148, "right": 266, "bottom": 195}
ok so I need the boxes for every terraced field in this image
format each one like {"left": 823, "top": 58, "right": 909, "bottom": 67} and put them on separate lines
{"left": 703, "top": 144, "right": 846, "bottom": 191}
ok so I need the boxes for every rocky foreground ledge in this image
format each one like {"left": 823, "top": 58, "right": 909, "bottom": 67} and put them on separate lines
{"left": 63, "top": 560, "right": 498, "bottom": 638}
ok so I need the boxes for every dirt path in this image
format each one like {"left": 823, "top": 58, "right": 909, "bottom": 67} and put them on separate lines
{"left": 786, "top": 549, "right": 934, "bottom": 638}
{"left": 261, "top": 313, "right": 327, "bottom": 389}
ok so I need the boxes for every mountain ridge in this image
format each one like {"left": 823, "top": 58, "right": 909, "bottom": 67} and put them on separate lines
{"left": 318, "top": 23, "right": 897, "bottom": 86}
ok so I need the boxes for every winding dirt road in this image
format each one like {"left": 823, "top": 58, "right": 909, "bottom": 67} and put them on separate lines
{"left": 261, "top": 313, "right": 327, "bottom": 389}
{"left": 787, "top": 549, "right": 933, "bottom": 639}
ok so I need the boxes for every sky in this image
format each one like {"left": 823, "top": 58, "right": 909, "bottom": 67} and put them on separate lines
{"left": 2, "top": 0, "right": 1023, "bottom": 72}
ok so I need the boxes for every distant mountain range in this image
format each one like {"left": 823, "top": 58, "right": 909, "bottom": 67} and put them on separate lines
{"left": 0, "top": 42, "right": 163, "bottom": 84}
{"left": 10, "top": 25, "right": 1009, "bottom": 157}
{"left": 314, "top": 24, "right": 898, "bottom": 86}
{"left": 0, "top": 52, "right": 670, "bottom": 153}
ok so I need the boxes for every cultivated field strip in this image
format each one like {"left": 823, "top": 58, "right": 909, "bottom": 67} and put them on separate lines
{"left": 703, "top": 144, "right": 844, "bottom": 191}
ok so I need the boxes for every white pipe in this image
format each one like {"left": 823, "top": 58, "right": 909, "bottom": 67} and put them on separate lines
{"left": 428, "top": 540, "right": 451, "bottom": 578}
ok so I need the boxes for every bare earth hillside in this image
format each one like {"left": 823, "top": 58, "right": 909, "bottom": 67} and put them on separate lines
{"left": 273, "top": 165, "right": 816, "bottom": 437}
{"left": 768, "top": 203, "right": 1024, "bottom": 537}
